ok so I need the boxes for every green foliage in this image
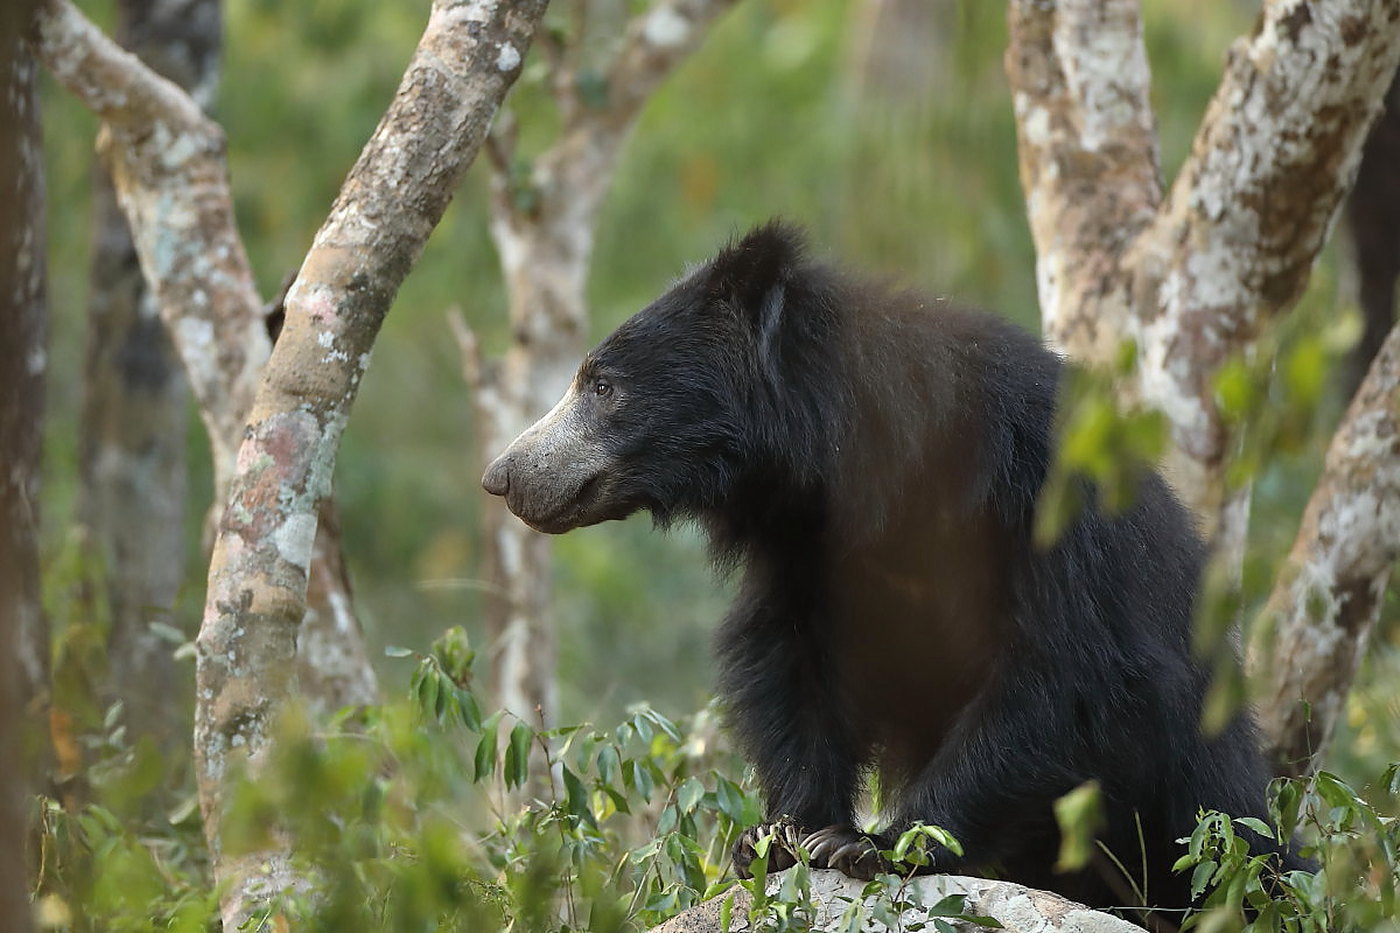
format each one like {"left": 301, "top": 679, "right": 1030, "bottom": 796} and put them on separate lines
{"left": 30, "top": 627, "right": 1400, "bottom": 932}
{"left": 29, "top": 0, "right": 1400, "bottom": 928}
{"left": 1034, "top": 353, "right": 1168, "bottom": 550}
{"left": 36, "top": 628, "right": 767, "bottom": 930}
{"left": 1053, "top": 781, "right": 1105, "bottom": 874}
{"left": 1173, "top": 769, "right": 1400, "bottom": 932}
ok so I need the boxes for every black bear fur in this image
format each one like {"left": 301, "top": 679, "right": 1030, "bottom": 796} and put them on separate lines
{"left": 481, "top": 223, "right": 1304, "bottom": 922}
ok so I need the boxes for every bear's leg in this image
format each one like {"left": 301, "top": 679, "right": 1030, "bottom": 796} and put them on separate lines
{"left": 716, "top": 591, "right": 863, "bottom": 878}
{"left": 874, "top": 675, "right": 1083, "bottom": 879}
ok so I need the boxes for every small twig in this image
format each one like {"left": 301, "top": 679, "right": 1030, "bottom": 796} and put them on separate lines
{"left": 483, "top": 108, "right": 516, "bottom": 178}
{"left": 447, "top": 306, "right": 483, "bottom": 390}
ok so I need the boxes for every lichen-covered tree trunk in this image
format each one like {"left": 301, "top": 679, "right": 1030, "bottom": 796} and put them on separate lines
{"left": 189, "top": 0, "right": 546, "bottom": 922}
{"left": 1006, "top": 0, "right": 1400, "bottom": 769}
{"left": 78, "top": 0, "right": 220, "bottom": 749}
{"left": 37, "top": 0, "right": 379, "bottom": 725}
{"left": 461, "top": 0, "right": 737, "bottom": 729}
{"left": 1008, "top": 0, "right": 1400, "bottom": 550}
{"left": 1, "top": 3, "right": 45, "bottom": 930}
{"left": 1254, "top": 319, "right": 1400, "bottom": 775}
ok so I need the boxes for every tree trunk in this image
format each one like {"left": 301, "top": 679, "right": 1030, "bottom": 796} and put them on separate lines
{"left": 464, "top": 0, "right": 738, "bottom": 731}
{"left": 1253, "top": 318, "right": 1400, "bottom": 776}
{"left": 2, "top": 0, "right": 51, "bottom": 766}
{"left": 844, "top": 0, "right": 953, "bottom": 111}
{"left": 1006, "top": 0, "right": 1400, "bottom": 767}
{"left": 1007, "top": 0, "right": 1400, "bottom": 554}
{"left": 1, "top": 2, "right": 46, "bottom": 929}
{"left": 78, "top": 0, "right": 220, "bottom": 749}
{"left": 38, "top": 0, "right": 380, "bottom": 725}
{"left": 298, "top": 501, "right": 380, "bottom": 713}
{"left": 187, "top": 0, "right": 546, "bottom": 921}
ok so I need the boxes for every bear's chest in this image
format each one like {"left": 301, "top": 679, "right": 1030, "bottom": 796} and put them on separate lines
{"left": 826, "top": 523, "right": 1009, "bottom": 769}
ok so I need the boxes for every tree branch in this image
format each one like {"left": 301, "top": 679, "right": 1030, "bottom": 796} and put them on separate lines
{"left": 1005, "top": 0, "right": 1161, "bottom": 358}
{"left": 1253, "top": 317, "right": 1400, "bottom": 776}
{"left": 39, "top": 0, "right": 381, "bottom": 733}
{"left": 190, "top": 0, "right": 547, "bottom": 923}
{"left": 1008, "top": 0, "right": 1400, "bottom": 549}
{"left": 35, "top": 0, "right": 265, "bottom": 495}
{"left": 602, "top": 0, "right": 738, "bottom": 133}
{"left": 1127, "top": 0, "right": 1400, "bottom": 537}
{"left": 474, "top": 0, "right": 738, "bottom": 735}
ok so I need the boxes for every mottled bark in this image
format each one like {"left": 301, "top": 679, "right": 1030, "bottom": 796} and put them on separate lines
{"left": 1006, "top": 0, "right": 1400, "bottom": 769}
{"left": 650, "top": 870, "right": 1137, "bottom": 933}
{"left": 462, "top": 0, "right": 737, "bottom": 727}
{"left": 1008, "top": 0, "right": 1400, "bottom": 550}
{"left": 192, "top": 0, "right": 546, "bottom": 922}
{"left": 298, "top": 502, "right": 379, "bottom": 713}
{"left": 36, "top": 0, "right": 378, "bottom": 725}
{"left": 1005, "top": 0, "right": 1160, "bottom": 362}
{"left": 78, "top": 0, "right": 220, "bottom": 749}
{"left": 1, "top": 2, "right": 45, "bottom": 930}
{"left": 1253, "top": 320, "right": 1400, "bottom": 776}
{"left": 35, "top": 0, "right": 263, "bottom": 494}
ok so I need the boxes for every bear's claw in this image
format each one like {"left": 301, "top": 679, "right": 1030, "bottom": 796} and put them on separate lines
{"left": 802, "top": 825, "right": 890, "bottom": 881}
{"left": 732, "top": 819, "right": 806, "bottom": 879}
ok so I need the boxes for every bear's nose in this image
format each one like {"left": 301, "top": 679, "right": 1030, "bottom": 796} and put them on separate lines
{"left": 482, "top": 456, "right": 511, "bottom": 497}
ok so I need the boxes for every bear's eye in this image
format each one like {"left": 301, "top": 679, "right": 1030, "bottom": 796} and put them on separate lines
{"left": 593, "top": 379, "right": 613, "bottom": 399}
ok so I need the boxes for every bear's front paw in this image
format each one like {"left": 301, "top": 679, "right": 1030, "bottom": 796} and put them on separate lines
{"left": 802, "top": 825, "right": 891, "bottom": 881}
{"left": 732, "top": 819, "right": 806, "bottom": 879}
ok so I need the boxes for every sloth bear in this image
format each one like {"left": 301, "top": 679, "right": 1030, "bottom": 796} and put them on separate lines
{"left": 482, "top": 223, "right": 1296, "bottom": 918}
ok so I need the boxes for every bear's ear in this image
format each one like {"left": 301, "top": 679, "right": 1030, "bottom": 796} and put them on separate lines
{"left": 704, "top": 221, "right": 806, "bottom": 318}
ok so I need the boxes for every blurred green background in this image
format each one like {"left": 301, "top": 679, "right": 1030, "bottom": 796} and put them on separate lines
{"left": 37, "top": 0, "right": 1397, "bottom": 776}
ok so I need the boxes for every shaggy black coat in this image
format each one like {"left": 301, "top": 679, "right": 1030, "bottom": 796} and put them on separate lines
{"left": 486, "top": 222, "right": 1300, "bottom": 922}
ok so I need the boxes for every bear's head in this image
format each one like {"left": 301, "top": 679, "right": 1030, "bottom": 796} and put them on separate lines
{"left": 482, "top": 222, "right": 835, "bottom": 534}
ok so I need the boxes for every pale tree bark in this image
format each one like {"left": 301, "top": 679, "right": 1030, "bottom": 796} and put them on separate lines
{"left": 1, "top": 2, "right": 45, "bottom": 929}
{"left": 1253, "top": 319, "right": 1400, "bottom": 775}
{"left": 1007, "top": 0, "right": 1400, "bottom": 553}
{"left": 191, "top": 0, "right": 546, "bottom": 922}
{"left": 651, "top": 869, "right": 1137, "bottom": 933}
{"left": 36, "top": 0, "right": 378, "bottom": 720}
{"left": 78, "top": 0, "right": 219, "bottom": 749}
{"left": 1006, "top": 0, "right": 1400, "bottom": 767}
{"left": 455, "top": 0, "right": 737, "bottom": 727}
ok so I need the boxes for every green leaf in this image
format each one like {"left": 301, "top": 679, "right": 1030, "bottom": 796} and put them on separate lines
{"left": 456, "top": 688, "right": 482, "bottom": 731}
{"left": 1190, "top": 859, "right": 1217, "bottom": 899}
{"left": 597, "top": 744, "right": 620, "bottom": 787}
{"left": 1053, "top": 781, "right": 1104, "bottom": 872}
{"left": 677, "top": 776, "right": 705, "bottom": 815}
{"left": 1235, "top": 817, "right": 1275, "bottom": 841}
{"left": 473, "top": 718, "right": 499, "bottom": 782}
{"left": 504, "top": 721, "right": 533, "bottom": 789}
{"left": 714, "top": 778, "right": 746, "bottom": 823}
{"left": 562, "top": 765, "right": 593, "bottom": 826}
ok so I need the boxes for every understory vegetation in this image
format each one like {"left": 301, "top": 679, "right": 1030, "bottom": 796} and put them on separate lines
{"left": 30, "top": 629, "right": 1400, "bottom": 932}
